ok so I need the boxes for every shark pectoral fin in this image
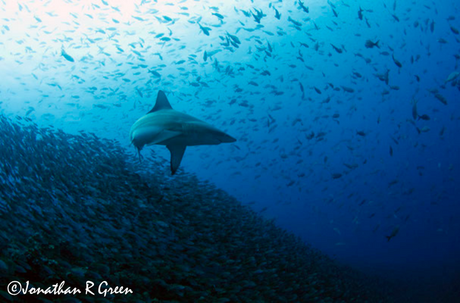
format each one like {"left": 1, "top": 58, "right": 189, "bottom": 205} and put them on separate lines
{"left": 166, "top": 145, "right": 186, "bottom": 175}
{"left": 148, "top": 130, "right": 181, "bottom": 145}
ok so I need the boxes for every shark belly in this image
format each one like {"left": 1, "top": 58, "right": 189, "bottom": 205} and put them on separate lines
{"left": 159, "top": 133, "right": 223, "bottom": 146}
{"left": 131, "top": 126, "right": 182, "bottom": 149}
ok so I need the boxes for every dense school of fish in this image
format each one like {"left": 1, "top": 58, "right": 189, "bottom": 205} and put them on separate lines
{"left": 0, "top": 0, "right": 458, "bottom": 248}
{"left": 0, "top": 0, "right": 459, "bottom": 299}
{"left": 0, "top": 115, "right": 394, "bottom": 302}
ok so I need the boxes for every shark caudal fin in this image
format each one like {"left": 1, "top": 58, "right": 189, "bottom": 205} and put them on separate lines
{"left": 147, "top": 90, "right": 173, "bottom": 113}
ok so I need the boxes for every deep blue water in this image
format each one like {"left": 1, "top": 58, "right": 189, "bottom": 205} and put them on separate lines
{"left": 1, "top": 0, "right": 459, "bottom": 301}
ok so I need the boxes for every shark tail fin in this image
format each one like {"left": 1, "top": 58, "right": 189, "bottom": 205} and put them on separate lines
{"left": 167, "top": 145, "right": 186, "bottom": 175}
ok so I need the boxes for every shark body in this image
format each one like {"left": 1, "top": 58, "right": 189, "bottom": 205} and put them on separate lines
{"left": 130, "top": 90, "right": 236, "bottom": 174}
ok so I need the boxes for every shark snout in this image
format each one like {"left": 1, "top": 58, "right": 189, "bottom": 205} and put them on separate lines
{"left": 131, "top": 138, "right": 143, "bottom": 150}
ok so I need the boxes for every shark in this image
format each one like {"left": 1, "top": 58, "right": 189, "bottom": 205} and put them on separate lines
{"left": 130, "top": 90, "right": 236, "bottom": 175}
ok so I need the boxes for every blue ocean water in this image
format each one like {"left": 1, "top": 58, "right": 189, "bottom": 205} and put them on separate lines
{"left": 0, "top": 0, "right": 459, "bottom": 301}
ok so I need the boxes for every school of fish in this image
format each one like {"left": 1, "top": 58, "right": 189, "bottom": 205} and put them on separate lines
{"left": 0, "top": 0, "right": 459, "bottom": 301}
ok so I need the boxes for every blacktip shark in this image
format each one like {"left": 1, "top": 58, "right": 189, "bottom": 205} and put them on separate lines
{"left": 130, "top": 90, "right": 236, "bottom": 175}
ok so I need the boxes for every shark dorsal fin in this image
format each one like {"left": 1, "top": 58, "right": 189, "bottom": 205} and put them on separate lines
{"left": 148, "top": 90, "right": 173, "bottom": 113}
